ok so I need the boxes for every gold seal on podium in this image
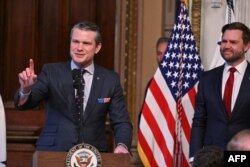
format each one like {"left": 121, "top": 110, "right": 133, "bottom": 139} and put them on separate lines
{"left": 66, "top": 143, "right": 102, "bottom": 167}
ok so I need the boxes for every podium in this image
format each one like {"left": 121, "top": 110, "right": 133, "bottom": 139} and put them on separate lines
{"left": 32, "top": 151, "right": 131, "bottom": 167}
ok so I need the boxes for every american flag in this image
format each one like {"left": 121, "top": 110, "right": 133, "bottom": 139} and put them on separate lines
{"left": 137, "top": 1, "right": 204, "bottom": 167}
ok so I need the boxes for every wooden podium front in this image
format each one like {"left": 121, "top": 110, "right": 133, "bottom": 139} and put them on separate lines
{"left": 32, "top": 151, "right": 131, "bottom": 167}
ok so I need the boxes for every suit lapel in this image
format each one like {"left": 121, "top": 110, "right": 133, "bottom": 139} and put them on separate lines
{"left": 61, "top": 61, "right": 75, "bottom": 105}
{"left": 58, "top": 61, "right": 77, "bottom": 120}
{"left": 215, "top": 66, "right": 224, "bottom": 99}
{"left": 211, "top": 65, "right": 230, "bottom": 118}
{"left": 214, "top": 66, "right": 226, "bottom": 114}
{"left": 232, "top": 64, "right": 250, "bottom": 116}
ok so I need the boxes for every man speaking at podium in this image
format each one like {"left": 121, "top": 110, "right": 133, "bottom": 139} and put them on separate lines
{"left": 13, "top": 21, "right": 133, "bottom": 154}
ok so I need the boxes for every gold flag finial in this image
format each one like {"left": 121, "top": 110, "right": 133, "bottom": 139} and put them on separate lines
{"left": 183, "top": 0, "right": 188, "bottom": 7}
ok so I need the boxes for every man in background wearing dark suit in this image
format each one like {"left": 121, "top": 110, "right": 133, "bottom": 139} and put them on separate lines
{"left": 189, "top": 22, "right": 250, "bottom": 162}
{"left": 14, "top": 21, "right": 133, "bottom": 153}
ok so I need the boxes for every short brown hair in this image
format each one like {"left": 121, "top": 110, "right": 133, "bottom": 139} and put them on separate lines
{"left": 222, "top": 22, "right": 250, "bottom": 44}
{"left": 70, "top": 21, "right": 102, "bottom": 45}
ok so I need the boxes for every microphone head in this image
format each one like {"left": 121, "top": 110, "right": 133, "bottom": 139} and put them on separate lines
{"left": 72, "top": 69, "right": 81, "bottom": 89}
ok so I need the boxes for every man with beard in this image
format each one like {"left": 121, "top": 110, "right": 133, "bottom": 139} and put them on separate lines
{"left": 189, "top": 22, "right": 250, "bottom": 163}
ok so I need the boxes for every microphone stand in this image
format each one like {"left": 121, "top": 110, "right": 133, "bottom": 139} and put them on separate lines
{"left": 72, "top": 69, "right": 84, "bottom": 144}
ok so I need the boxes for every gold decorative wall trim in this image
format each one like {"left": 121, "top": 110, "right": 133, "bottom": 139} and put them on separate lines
{"left": 191, "top": 0, "right": 201, "bottom": 50}
{"left": 115, "top": 0, "right": 140, "bottom": 131}
{"left": 115, "top": 0, "right": 143, "bottom": 165}
{"left": 124, "top": 0, "right": 138, "bottom": 124}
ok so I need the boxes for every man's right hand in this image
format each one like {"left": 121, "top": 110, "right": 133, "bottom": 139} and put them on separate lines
{"left": 18, "top": 59, "right": 37, "bottom": 93}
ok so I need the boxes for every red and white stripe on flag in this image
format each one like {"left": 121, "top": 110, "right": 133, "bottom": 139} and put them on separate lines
{"left": 138, "top": 70, "right": 198, "bottom": 167}
{"left": 138, "top": 1, "right": 204, "bottom": 166}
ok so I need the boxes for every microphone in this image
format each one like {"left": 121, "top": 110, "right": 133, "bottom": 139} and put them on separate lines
{"left": 72, "top": 69, "right": 81, "bottom": 89}
{"left": 72, "top": 69, "right": 85, "bottom": 143}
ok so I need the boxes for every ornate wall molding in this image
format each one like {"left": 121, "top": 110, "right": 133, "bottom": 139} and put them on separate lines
{"left": 191, "top": 0, "right": 201, "bottom": 50}
{"left": 123, "top": 0, "right": 138, "bottom": 125}
{"left": 115, "top": 0, "right": 139, "bottom": 135}
{"left": 115, "top": 0, "right": 143, "bottom": 165}
{"left": 115, "top": 0, "right": 138, "bottom": 118}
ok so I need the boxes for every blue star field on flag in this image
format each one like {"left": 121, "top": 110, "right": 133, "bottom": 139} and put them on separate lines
{"left": 159, "top": 4, "right": 204, "bottom": 101}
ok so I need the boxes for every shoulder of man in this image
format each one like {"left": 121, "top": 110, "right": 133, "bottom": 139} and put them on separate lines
{"left": 94, "top": 64, "right": 119, "bottom": 76}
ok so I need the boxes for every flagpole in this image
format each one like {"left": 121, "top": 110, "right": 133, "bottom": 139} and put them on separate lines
{"left": 227, "top": 0, "right": 233, "bottom": 23}
{"left": 174, "top": 1, "right": 185, "bottom": 167}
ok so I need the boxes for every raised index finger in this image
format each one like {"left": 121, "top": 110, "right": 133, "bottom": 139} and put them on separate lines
{"left": 30, "top": 59, "right": 34, "bottom": 72}
{"left": 29, "top": 59, "right": 35, "bottom": 74}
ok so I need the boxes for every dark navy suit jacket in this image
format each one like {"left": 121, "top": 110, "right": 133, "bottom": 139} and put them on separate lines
{"left": 14, "top": 61, "right": 133, "bottom": 152}
{"left": 190, "top": 63, "right": 250, "bottom": 158}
